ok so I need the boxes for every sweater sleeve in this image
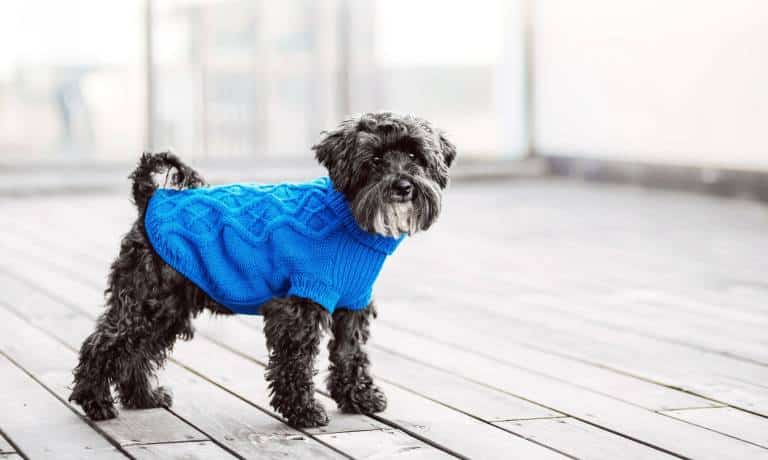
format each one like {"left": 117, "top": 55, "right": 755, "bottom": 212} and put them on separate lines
{"left": 288, "top": 274, "right": 341, "bottom": 313}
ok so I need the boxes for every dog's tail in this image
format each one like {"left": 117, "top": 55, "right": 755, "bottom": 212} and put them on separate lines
{"left": 129, "top": 151, "right": 206, "bottom": 211}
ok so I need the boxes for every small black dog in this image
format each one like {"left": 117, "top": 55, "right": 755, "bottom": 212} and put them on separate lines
{"left": 69, "top": 112, "right": 456, "bottom": 427}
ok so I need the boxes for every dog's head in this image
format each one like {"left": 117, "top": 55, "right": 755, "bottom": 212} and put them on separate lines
{"left": 313, "top": 112, "right": 457, "bottom": 237}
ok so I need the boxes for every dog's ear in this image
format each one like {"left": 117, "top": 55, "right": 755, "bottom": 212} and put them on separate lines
{"left": 312, "top": 118, "right": 358, "bottom": 190}
{"left": 437, "top": 131, "right": 457, "bottom": 168}
{"left": 313, "top": 128, "right": 345, "bottom": 170}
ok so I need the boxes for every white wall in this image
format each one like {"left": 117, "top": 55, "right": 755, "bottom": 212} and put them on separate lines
{"left": 534, "top": 1, "right": 768, "bottom": 170}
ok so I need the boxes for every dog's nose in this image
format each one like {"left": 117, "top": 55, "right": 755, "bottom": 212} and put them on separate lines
{"left": 392, "top": 179, "right": 413, "bottom": 197}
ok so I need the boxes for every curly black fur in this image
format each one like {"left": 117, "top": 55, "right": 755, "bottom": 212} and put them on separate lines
{"left": 263, "top": 297, "right": 331, "bottom": 427}
{"left": 69, "top": 154, "right": 228, "bottom": 421}
{"left": 69, "top": 112, "right": 456, "bottom": 427}
{"left": 327, "top": 304, "right": 387, "bottom": 414}
{"left": 313, "top": 112, "right": 456, "bottom": 236}
{"left": 129, "top": 151, "right": 206, "bottom": 211}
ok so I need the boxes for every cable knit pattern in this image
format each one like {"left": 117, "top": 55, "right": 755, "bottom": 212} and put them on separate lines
{"left": 144, "top": 177, "right": 404, "bottom": 314}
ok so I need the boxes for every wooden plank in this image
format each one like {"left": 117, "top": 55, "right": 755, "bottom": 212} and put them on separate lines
{"left": 0, "top": 258, "right": 442, "bottom": 460}
{"left": 191, "top": 319, "right": 568, "bottom": 459}
{"left": 0, "top": 243, "right": 720, "bottom": 458}
{"left": 0, "top": 304, "right": 208, "bottom": 446}
{"left": 158, "top": 364, "right": 347, "bottom": 460}
{"left": 496, "top": 418, "right": 673, "bottom": 460}
{"left": 0, "top": 254, "right": 104, "bottom": 316}
{"left": 0, "top": 353, "right": 127, "bottom": 459}
{"left": 376, "top": 298, "right": 768, "bottom": 416}
{"left": 7, "top": 186, "right": 768, "bottom": 460}
{"left": 0, "top": 435, "right": 16, "bottom": 454}
{"left": 98, "top": 409, "right": 208, "bottom": 447}
{"left": 0, "top": 232, "right": 108, "bottom": 288}
{"left": 126, "top": 441, "right": 234, "bottom": 460}
{"left": 0, "top": 259, "right": 476, "bottom": 458}
{"left": 171, "top": 333, "right": 389, "bottom": 435}
{"left": 6, "top": 216, "right": 760, "bottom": 420}
{"left": 380, "top": 234, "right": 768, "bottom": 324}
{"left": 356, "top": 319, "right": 768, "bottom": 460}
{"left": 19, "top": 283, "right": 441, "bottom": 460}
{"left": 662, "top": 407, "right": 768, "bottom": 449}
{"left": 364, "top": 380, "right": 566, "bottom": 459}
{"left": 197, "top": 314, "right": 555, "bottom": 429}
{"left": 372, "top": 321, "right": 716, "bottom": 412}
{"left": 12, "top": 190, "right": 768, "bottom": 388}
{"left": 368, "top": 346, "right": 562, "bottom": 422}
{"left": 315, "top": 429, "right": 453, "bottom": 459}
{"left": 170, "top": 329, "right": 512, "bottom": 458}
{"left": 382, "top": 275, "right": 768, "bottom": 366}
{"left": 0, "top": 279, "right": 347, "bottom": 460}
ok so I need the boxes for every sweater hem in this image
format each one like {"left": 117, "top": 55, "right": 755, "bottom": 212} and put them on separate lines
{"left": 288, "top": 274, "right": 342, "bottom": 313}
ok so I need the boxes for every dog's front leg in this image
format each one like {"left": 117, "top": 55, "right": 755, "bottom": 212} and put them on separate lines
{"left": 262, "top": 296, "right": 330, "bottom": 428}
{"left": 327, "top": 303, "right": 387, "bottom": 414}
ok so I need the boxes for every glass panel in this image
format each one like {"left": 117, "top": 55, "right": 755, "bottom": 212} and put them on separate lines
{"left": 0, "top": 0, "right": 523, "bottom": 163}
{"left": 154, "top": 0, "right": 342, "bottom": 159}
{"left": 0, "top": 0, "right": 145, "bottom": 163}
{"left": 371, "top": 0, "right": 526, "bottom": 158}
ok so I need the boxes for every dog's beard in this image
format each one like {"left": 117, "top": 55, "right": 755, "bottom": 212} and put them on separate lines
{"left": 352, "top": 175, "right": 442, "bottom": 237}
{"left": 372, "top": 201, "right": 416, "bottom": 237}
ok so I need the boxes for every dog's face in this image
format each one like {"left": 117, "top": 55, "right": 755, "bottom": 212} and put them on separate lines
{"left": 313, "top": 112, "right": 457, "bottom": 237}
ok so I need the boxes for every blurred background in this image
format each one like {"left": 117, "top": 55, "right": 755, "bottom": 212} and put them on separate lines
{"left": 1, "top": 4, "right": 768, "bottom": 458}
{"left": 0, "top": 0, "right": 767, "bottom": 178}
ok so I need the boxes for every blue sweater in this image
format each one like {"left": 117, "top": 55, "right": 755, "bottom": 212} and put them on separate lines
{"left": 144, "top": 177, "right": 404, "bottom": 314}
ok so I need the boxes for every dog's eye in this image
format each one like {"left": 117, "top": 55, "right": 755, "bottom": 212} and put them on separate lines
{"left": 408, "top": 153, "right": 415, "bottom": 160}
{"left": 372, "top": 155, "right": 382, "bottom": 163}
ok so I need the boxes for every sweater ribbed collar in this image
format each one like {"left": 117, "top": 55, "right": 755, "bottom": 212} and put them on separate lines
{"left": 320, "top": 177, "right": 405, "bottom": 255}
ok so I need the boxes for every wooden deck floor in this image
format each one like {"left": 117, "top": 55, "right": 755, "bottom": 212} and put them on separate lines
{"left": 1, "top": 178, "right": 767, "bottom": 459}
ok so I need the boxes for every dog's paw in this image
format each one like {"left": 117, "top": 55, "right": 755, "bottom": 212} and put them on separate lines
{"left": 337, "top": 384, "right": 387, "bottom": 414}
{"left": 285, "top": 401, "right": 330, "bottom": 428}
{"left": 152, "top": 386, "right": 174, "bottom": 407}
{"left": 82, "top": 399, "right": 119, "bottom": 421}
{"left": 122, "top": 386, "right": 173, "bottom": 410}
{"left": 178, "top": 324, "right": 195, "bottom": 341}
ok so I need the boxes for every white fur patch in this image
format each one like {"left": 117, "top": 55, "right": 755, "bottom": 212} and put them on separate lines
{"left": 372, "top": 201, "right": 416, "bottom": 237}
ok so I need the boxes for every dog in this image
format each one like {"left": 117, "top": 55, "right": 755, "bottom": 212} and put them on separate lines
{"left": 69, "top": 112, "right": 456, "bottom": 428}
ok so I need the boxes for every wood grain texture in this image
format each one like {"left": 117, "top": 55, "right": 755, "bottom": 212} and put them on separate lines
{"left": 0, "top": 295, "right": 210, "bottom": 447}
{"left": 125, "top": 441, "right": 236, "bottom": 460}
{"left": 2, "top": 179, "right": 768, "bottom": 459}
{"left": 0, "top": 434, "right": 16, "bottom": 454}
{"left": 359, "top": 317, "right": 768, "bottom": 460}
{"left": 496, "top": 418, "right": 674, "bottom": 460}
{"left": 193, "top": 318, "right": 568, "bottom": 459}
{"left": 373, "top": 311, "right": 719, "bottom": 412}
{"left": 0, "top": 353, "right": 126, "bottom": 459}
{"left": 315, "top": 429, "right": 454, "bottom": 459}
{"left": 662, "top": 407, "right": 768, "bottom": 449}
{"left": 0, "top": 276, "right": 347, "bottom": 460}
{"left": 0, "top": 242, "right": 495, "bottom": 460}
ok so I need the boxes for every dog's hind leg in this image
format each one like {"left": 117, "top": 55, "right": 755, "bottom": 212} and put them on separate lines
{"left": 113, "top": 264, "right": 205, "bottom": 412}
{"left": 113, "top": 303, "right": 182, "bottom": 412}
{"left": 262, "top": 297, "right": 331, "bottom": 428}
{"left": 70, "top": 283, "right": 184, "bottom": 419}
{"left": 70, "top": 227, "right": 198, "bottom": 420}
{"left": 327, "top": 303, "right": 387, "bottom": 414}
{"left": 69, "top": 315, "right": 121, "bottom": 420}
